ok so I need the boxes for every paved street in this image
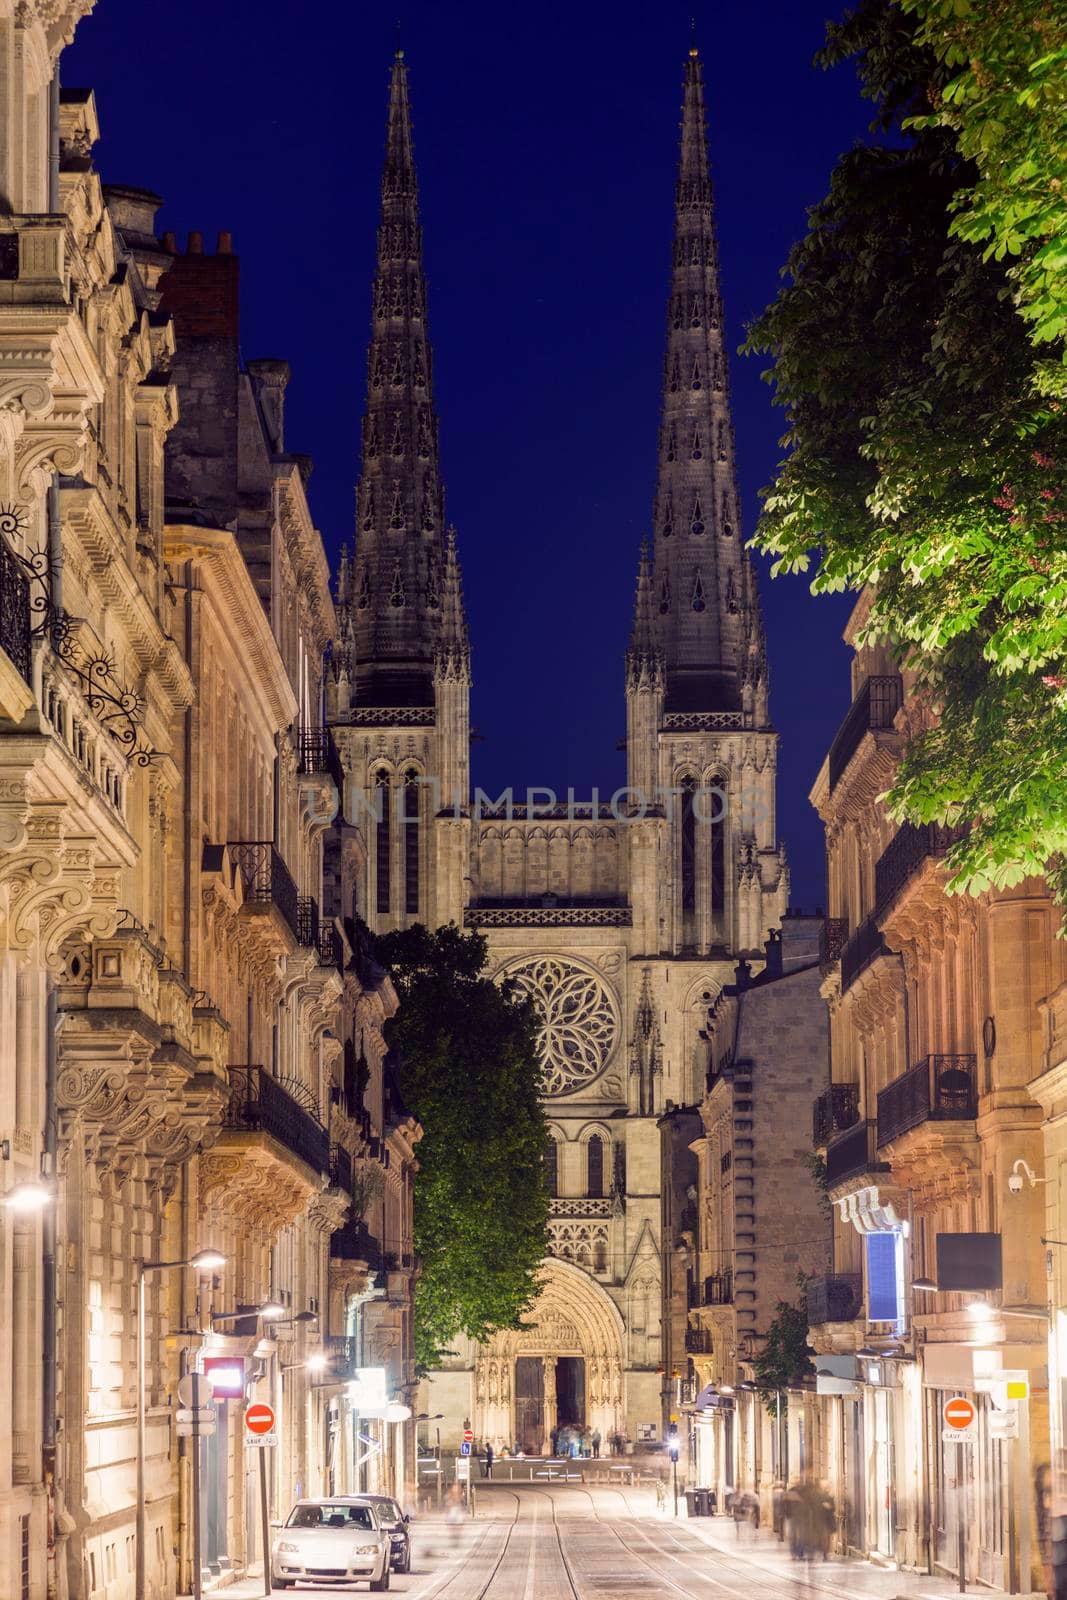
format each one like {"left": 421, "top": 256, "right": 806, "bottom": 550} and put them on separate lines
{"left": 208, "top": 1483, "right": 1044, "bottom": 1600}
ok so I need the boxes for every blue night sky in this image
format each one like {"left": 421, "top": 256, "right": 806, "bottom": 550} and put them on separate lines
{"left": 66, "top": 1, "right": 867, "bottom": 908}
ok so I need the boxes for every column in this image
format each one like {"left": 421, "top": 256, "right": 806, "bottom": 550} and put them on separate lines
{"left": 543, "top": 1358, "right": 556, "bottom": 1455}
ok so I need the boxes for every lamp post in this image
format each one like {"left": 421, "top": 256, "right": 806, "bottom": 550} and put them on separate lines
{"left": 136, "top": 1249, "right": 225, "bottom": 1600}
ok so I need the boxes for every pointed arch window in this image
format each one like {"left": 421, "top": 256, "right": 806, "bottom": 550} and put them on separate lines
{"left": 712, "top": 353, "right": 724, "bottom": 392}
{"left": 390, "top": 416, "right": 404, "bottom": 458}
{"left": 691, "top": 569, "right": 706, "bottom": 612}
{"left": 390, "top": 352, "right": 405, "bottom": 387}
{"left": 665, "top": 424, "right": 676, "bottom": 463}
{"left": 403, "top": 768, "right": 420, "bottom": 915}
{"left": 357, "top": 566, "right": 371, "bottom": 610}
{"left": 669, "top": 356, "right": 681, "bottom": 394}
{"left": 390, "top": 486, "right": 405, "bottom": 529}
{"left": 690, "top": 497, "right": 705, "bottom": 536}
{"left": 413, "top": 342, "right": 427, "bottom": 387}
{"left": 720, "top": 490, "right": 734, "bottom": 538}
{"left": 690, "top": 359, "right": 702, "bottom": 391}
{"left": 374, "top": 770, "right": 391, "bottom": 916}
{"left": 711, "top": 785, "right": 726, "bottom": 921}
{"left": 690, "top": 428, "right": 702, "bottom": 462}
{"left": 372, "top": 352, "right": 385, "bottom": 389}
{"left": 421, "top": 496, "right": 436, "bottom": 532}
{"left": 690, "top": 295, "right": 702, "bottom": 328}
{"left": 717, "top": 423, "right": 727, "bottom": 462}
{"left": 389, "top": 560, "right": 406, "bottom": 608}
{"left": 587, "top": 1134, "right": 604, "bottom": 1199}
{"left": 681, "top": 775, "right": 697, "bottom": 921}
{"left": 593, "top": 1238, "right": 608, "bottom": 1274}
{"left": 544, "top": 1137, "right": 558, "bottom": 1199}
{"left": 361, "top": 485, "right": 376, "bottom": 531}
{"left": 662, "top": 491, "right": 674, "bottom": 538}
{"left": 659, "top": 576, "right": 671, "bottom": 615}
{"left": 672, "top": 296, "right": 684, "bottom": 331}
{"left": 365, "top": 419, "right": 380, "bottom": 460}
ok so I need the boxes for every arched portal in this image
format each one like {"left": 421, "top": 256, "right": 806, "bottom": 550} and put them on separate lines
{"left": 474, "top": 1258, "right": 625, "bottom": 1455}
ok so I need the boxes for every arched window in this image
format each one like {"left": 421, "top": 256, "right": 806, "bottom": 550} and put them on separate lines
{"left": 680, "top": 776, "right": 697, "bottom": 928}
{"left": 544, "top": 1138, "right": 558, "bottom": 1198}
{"left": 593, "top": 1238, "right": 607, "bottom": 1275}
{"left": 711, "top": 791, "right": 726, "bottom": 922}
{"left": 374, "top": 770, "right": 391, "bottom": 915}
{"left": 403, "top": 769, "right": 420, "bottom": 915}
{"left": 587, "top": 1134, "right": 604, "bottom": 1199}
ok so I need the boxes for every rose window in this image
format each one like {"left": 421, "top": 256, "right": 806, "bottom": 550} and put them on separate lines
{"left": 503, "top": 956, "right": 618, "bottom": 1097}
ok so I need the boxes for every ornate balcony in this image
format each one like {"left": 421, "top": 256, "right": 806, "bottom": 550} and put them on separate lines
{"left": 297, "top": 725, "right": 345, "bottom": 792}
{"left": 840, "top": 914, "right": 886, "bottom": 992}
{"left": 685, "top": 1327, "right": 713, "bottom": 1354}
{"left": 703, "top": 1271, "right": 733, "bottom": 1306}
{"left": 229, "top": 841, "right": 300, "bottom": 942}
{"left": 813, "top": 1083, "right": 860, "bottom": 1147}
{"left": 297, "top": 895, "right": 320, "bottom": 948}
{"left": 877, "top": 1054, "right": 978, "bottom": 1148}
{"left": 828, "top": 675, "right": 903, "bottom": 791}
{"left": 318, "top": 922, "right": 345, "bottom": 973}
{"left": 221, "top": 1065, "right": 330, "bottom": 1175}
{"left": 874, "top": 822, "right": 967, "bottom": 918}
{"left": 330, "top": 1142, "right": 353, "bottom": 1194}
{"left": 825, "top": 1120, "right": 884, "bottom": 1188}
{"left": 819, "top": 917, "right": 848, "bottom": 973}
{"left": 0, "top": 534, "right": 31, "bottom": 688}
{"left": 807, "top": 1273, "right": 862, "bottom": 1326}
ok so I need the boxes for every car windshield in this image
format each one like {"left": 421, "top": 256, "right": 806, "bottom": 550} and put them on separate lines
{"left": 287, "top": 1504, "right": 374, "bottom": 1530}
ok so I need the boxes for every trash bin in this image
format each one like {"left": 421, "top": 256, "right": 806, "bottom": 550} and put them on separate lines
{"left": 684, "top": 1489, "right": 700, "bottom": 1518}
{"left": 694, "top": 1488, "right": 712, "bottom": 1517}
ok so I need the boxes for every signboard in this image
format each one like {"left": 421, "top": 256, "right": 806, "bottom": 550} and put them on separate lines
{"left": 460, "top": 1441, "right": 471, "bottom": 1457}
{"left": 202, "top": 1356, "right": 246, "bottom": 1399}
{"left": 245, "top": 1402, "right": 275, "bottom": 1440}
{"left": 942, "top": 1395, "right": 977, "bottom": 1444}
{"left": 455, "top": 1456, "right": 470, "bottom": 1482}
{"left": 990, "top": 1409, "right": 1019, "bottom": 1440}
{"left": 347, "top": 1366, "right": 387, "bottom": 1416}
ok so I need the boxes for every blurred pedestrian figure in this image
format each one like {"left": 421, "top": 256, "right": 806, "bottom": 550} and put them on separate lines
{"left": 772, "top": 1481, "right": 786, "bottom": 1542}
{"left": 1048, "top": 1451, "right": 1067, "bottom": 1599}
{"left": 816, "top": 1481, "right": 835, "bottom": 1559}
{"left": 592, "top": 1428, "right": 602, "bottom": 1459}
{"left": 482, "top": 1442, "right": 494, "bottom": 1479}
{"left": 783, "top": 1480, "right": 803, "bottom": 1559}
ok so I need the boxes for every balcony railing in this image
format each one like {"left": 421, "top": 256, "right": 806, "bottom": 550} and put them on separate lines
{"left": 0, "top": 537, "right": 30, "bottom": 685}
{"left": 317, "top": 922, "right": 345, "bottom": 973}
{"left": 330, "top": 1142, "right": 353, "bottom": 1193}
{"left": 825, "top": 1120, "right": 878, "bottom": 1187}
{"left": 813, "top": 1083, "right": 860, "bottom": 1147}
{"left": 819, "top": 917, "right": 849, "bottom": 972}
{"left": 297, "top": 895, "right": 320, "bottom": 948}
{"left": 877, "top": 1054, "right": 978, "bottom": 1147}
{"left": 297, "top": 726, "right": 345, "bottom": 792}
{"left": 685, "top": 1328, "right": 713, "bottom": 1354}
{"left": 840, "top": 914, "right": 886, "bottom": 992}
{"left": 223, "top": 1065, "right": 330, "bottom": 1175}
{"left": 229, "top": 842, "right": 300, "bottom": 941}
{"left": 828, "top": 675, "right": 903, "bottom": 791}
{"left": 325, "top": 1334, "right": 358, "bottom": 1375}
{"left": 874, "top": 822, "right": 967, "bottom": 917}
{"left": 807, "top": 1273, "right": 862, "bottom": 1326}
{"left": 703, "top": 1271, "right": 733, "bottom": 1306}
{"left": 330, "top": 1215, "right": 381, "bottom": 1268}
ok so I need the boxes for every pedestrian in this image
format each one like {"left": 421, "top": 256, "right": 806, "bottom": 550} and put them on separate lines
{"left": 592, "top": 1428, "right": 601, "bottom": 1459}
{"left": 772, "top": 1481, "right": 785, "bottom": 1542}
{"left": 483, "top": 1442, "right": 494, "bottom": 1479}
{"left": 550, "top": 1424, "right": 560, "bottom": 1457}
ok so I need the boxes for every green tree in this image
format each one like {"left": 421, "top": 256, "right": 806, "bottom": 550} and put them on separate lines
{"left": 745, "top": 0, "right": 1067, "bottom": 910}
{"left": 900, "top": 0, "right": 1067, "bottom": 396}
{"left": 752, "top": 1297, "right": 814, "bottom": 1412}
{"left": 374, "top": 923, "right": 549, "bottom": 1370}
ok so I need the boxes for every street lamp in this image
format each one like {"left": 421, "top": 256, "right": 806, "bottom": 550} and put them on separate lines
{"left": 136, "top": 1249, "right": 226, "bottom": 1600}
{"left": 668, "top": 1424, "right": 680, "bottom": 1517}
{"left": 2, "top": 1179, "right": 53, "bottom": 1210}
{"left": 282, "top": 1353, "right": 328, "bottom": 1374}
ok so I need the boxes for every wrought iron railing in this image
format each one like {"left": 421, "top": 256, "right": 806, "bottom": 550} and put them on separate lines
{"left": 317, "top": 922, "right": 345, "bottom": 972}
{"left": 330, "top": 1215, "right": 381, "bottom": 1267}
{"left": 297, "top": 726, "right": 345, "bottom": 792}
{"left": 229, "top": 842, "right": 300, "bottom": 940}
{"left": 877, "top": 1054, "right": 978, "bottom": 1147}
{"left": 813, "top": 1082, "right": 860, "bottom": 1147}
{"left": 828, "top": 675, "right": 903, "bottom": 791}
{"left": 223, "top": 1065, "right": 330, "bottom": 1174}
{"left": 325, "top": 1334, "right": 358, "bottom": 1375}
{"left": 330, "top": 1142, "right": 353, "bottom": 1193}
{"left": 819, "top": 917, "right": 849, "bottom": 971}
{"left": 874, "top": 822, "right": 967, "bottom": 917}
{"left": 685, "top": 1327, "right": 713, "bottom": 1354}
{"left": 825, "top": 1120, "right": 877, "bottom": 1187}
{"left": 840, "top": 914, "right": 886, "bottom": 992}
{"left": 806, "top": 1273, "right": 862, "bottom": 1326}
{"left": 0, "top": 535, "right": 31, "bottom": 684}
{"left": 703, "top": 1271, "right": 733, "bottom": 1306}
{"left": 297, "top": 895, "right": 320, "bottom": 948}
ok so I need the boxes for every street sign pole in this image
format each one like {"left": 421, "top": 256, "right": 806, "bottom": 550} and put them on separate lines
{"left": 191, "top": 1406, "right": 203, "bottom": 1600}
{"left": 259, "top": 1446, "right": 272, "bottom": 1597}
{"left": 957, "top": 1440, "right": 966, "bottom": 1595}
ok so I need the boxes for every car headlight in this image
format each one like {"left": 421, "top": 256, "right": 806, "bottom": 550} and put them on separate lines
{"left": 353, "top": 1544, "right": 379, "bottom": 1555}
{"left": 276, "top": 1541, "right": 299, "bottom": 1553}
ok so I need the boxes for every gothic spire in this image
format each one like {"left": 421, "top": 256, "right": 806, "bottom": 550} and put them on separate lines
{"left": 638, "top": 45, "right": 764, "bottom": 721}
{"left": 337, "top": 50, "right": 467, "bottom": 710}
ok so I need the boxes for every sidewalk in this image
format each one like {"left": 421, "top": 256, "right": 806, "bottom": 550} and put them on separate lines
{"left": 679, "top": 1511, "right": 1045, "bottom": 1600}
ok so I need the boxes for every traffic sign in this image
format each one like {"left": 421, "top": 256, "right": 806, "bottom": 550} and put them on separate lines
{"left": 177, "top": 1373, "right": 209, "bottom": 1408}
{"left": 246, "top": 1431, "right": 276, "bottom": 1448}
{"left": 177, "top": 1418, "right": 216, "bottom": 1439}
{"left": 245, "top": 1402, "right": 276, "bottom": 1437}
{"left": 460, "top": 1441, "right": 471, "bottom": 1457}
{"left": 455, "top": 1456, "right": 470, "bottom": 1481}
{"left": 462, "top": 1427, "right": 474, "bottom": 1443}
{"left": 942, "top": 1396, "right": 977, "bottom": 1443}
{"left": 177, "top": 1408, "right": 215, "bottom": 1425}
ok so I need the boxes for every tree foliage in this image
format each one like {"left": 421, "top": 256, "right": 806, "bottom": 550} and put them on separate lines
{"left": 752, "top": 1297, "right": 814, "bottom": 1411}
{"left": 900, "top": 0, "right": 1067, "bottom": 396}
{"left": 374, "top": 923, "right": 549, "bottom": 1370}
{"left": 745, "top": 0, "right": 1067, "bottom": 910}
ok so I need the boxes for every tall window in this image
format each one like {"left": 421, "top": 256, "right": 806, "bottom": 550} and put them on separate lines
{"left": 711, "top": 780, "right": 726, "bottom": 921}
{"left": 587, "top": 1134, "right": 604, "bottom": 1198}
{"left": 681, "top": 777, "right": 696, "bottom": 917}
{"left": 544, "top": 1138, "right": 558, "bottom": 1198}
{"left": 403, "top": 769, "right": 420, "bottom": 915}
{"left": 374, "top": 771, "right": 391, "bottom": 915}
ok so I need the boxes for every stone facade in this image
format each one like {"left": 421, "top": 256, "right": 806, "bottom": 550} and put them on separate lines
{"left": 331, "top": 47, "right": 791, "bottom": 1457}
{"left": 0, "top": 12, "right": 417, "bottom": 1599}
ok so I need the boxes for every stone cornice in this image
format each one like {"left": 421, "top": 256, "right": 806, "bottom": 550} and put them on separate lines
{"left": 274, "top": 460, "right": 336, "bottom": 657}
{"left": 164, "top": 523, "right": 298, "bottom": 734}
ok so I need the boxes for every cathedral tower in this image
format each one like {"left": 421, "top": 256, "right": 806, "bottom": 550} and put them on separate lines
{"left": 330, "top": 52, "right": 471, "bottom": 930}
{"left": 627, "top": 47, "right": 784, "bottom": 956}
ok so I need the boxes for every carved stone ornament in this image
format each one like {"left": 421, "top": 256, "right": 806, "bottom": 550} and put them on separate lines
{"left": 499, "top": 955, "right": 619, "bottom": 1097}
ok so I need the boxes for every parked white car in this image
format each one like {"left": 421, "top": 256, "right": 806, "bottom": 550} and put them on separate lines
{"left": 271, "top": 1497, "right": 391, "bottom": 1591}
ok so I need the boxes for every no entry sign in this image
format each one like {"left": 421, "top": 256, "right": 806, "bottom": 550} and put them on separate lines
{"left": 462, "top": 1427, "right": 474, "bottom": 1443}
{"left": 942, "top": 1396, "right": 977, "bottom": 1443}
{"left": 245, "top": 1402, "right": 276, "bottom": 1438}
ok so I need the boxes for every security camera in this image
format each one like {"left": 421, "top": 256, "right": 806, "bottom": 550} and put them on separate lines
{"left": 1009, "top": 1158, "right": 1049, "bottom": 1194}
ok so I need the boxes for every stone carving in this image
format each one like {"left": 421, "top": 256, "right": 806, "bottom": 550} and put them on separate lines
{"left": 465, "top": 907, "right": 631, "bottom": 929}
{"left": 500, "top": 955, "right": 619, "bottom": 1097}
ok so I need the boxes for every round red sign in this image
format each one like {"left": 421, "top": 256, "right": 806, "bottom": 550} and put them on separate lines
{"left": 462, "top": 1428, "right": 474, "bottom": 1443}
{"left": 245, "top": 1402, "right": 275, "bottom": 1436}
{"left": 943, "top": 1397, "right": 976, "bottom": 1430}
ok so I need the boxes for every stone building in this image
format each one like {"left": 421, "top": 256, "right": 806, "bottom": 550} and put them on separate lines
{"left": 330, "top": 47, "right": 791, "bottom": 1454}
{"left": 677, "top": 915, "right": 830, "bottom": 1510}
{"left": 807, "top": 589, "right": 1063, "bottom": 1591}
{"left": 0, "top": 9, "right": 417, "bottom": 1597}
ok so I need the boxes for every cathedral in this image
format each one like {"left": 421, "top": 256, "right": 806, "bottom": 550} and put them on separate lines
{"left": 327, "top": 45, "right": 788, "bottom": 1452}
